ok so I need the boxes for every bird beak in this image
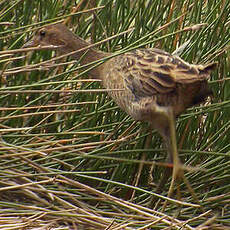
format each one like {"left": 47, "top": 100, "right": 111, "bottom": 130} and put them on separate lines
{"left": 22, "top": 39, "right": 37, "bottom": 48}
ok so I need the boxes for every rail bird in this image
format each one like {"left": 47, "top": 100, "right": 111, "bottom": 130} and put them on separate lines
{"left": 23, "top": 23, "right": 216, "bottom": 200}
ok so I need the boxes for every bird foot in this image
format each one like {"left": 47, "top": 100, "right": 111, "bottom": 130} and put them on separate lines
{"left": 167, "top": 160, "right": 184, "bottom": 198}
{"left": 148, "top": 160, "right": 200, "bottom": 210}
{"left": 161, "top": 160, "right": 200, "bottom": 210}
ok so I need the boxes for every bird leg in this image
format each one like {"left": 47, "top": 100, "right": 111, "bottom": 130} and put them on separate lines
{"left": 161, "top": 107, "right": 200, "bottom": 209}
{"left": 151, "top": 106, "right": 183, "bottom": 194}
{"left": 149, "top": 106, "right": 197, "bottom": 209}
{"left": 162, "top": 107, "right": 183, "bottom": 199}
{"left": 131, "top": 100, "right": 198, "bottom": 208}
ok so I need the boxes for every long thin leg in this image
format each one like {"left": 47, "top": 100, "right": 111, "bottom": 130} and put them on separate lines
{"left": 131, "top": 101, "right": 197, "bottom": 208}
{"left": 148, "top": 106, "right": 182, "bottom": 208}
{"left": 163, "top": 107, "right": 183, "bottom": 199}
{"left": 150, "top": 106, "right": 198, "bottom": 209}
{"left": 155, "top": 107, "right": 183, "bottom": 194}
{"left": 163, "top": 107, "right": 201, "bottom": 209}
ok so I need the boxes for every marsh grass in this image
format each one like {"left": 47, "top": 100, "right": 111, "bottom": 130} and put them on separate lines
{"left": 0, "top": 0, "right": 229, "bottom": 229}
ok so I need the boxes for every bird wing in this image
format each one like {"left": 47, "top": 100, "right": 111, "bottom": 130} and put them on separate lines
{"left": 122, "top": 48, "right": 204, "bottom": 98}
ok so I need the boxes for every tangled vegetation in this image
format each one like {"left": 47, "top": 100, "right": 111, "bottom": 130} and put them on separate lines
{"left": 0, "top": 0, "right": 229, "bottom": 229}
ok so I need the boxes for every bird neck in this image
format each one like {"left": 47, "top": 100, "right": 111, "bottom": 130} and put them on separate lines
{"left": 62, "top": 35, "right": 108, "bottom": 79}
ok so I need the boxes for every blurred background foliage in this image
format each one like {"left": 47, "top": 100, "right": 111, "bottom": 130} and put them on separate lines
{"left": 0, "top": 0, "right": 229, "bottom": 229}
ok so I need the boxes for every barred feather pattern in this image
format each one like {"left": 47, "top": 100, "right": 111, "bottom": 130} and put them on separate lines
{"left": 24, "top": 23, "right": 216, "bottom": 124}
{"left": 103, "top": 48, "right": 216, "bottom": 121}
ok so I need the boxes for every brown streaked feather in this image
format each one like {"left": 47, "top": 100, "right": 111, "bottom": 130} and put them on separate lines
{"left": 103, "top": 48, "right": 216, "bottom": 118}
{"left": 111, "top": 49, "right": 216, "bottom": 98}
{"left": 23, "top": 23, "right": 217, "bottom": 199}
{"left": 24, "top": 23, "right": 216, "bottom": 119}
{"left": 112, "top": 49, "right": 194, "bottom": 97}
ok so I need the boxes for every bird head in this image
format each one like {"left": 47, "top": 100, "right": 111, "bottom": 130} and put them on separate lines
{"left": 23, "top": 23, "right": 68, "bottom": 48}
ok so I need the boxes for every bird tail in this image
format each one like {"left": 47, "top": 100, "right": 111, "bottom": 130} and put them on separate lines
{"left": 199, "top": 62, "right": 217, "bottom": 75}
{"left": 191, "top": 62, "right": 217, "bottom": 105}
{"left": 192, "top": 82, "right": 213, "bottom": 105}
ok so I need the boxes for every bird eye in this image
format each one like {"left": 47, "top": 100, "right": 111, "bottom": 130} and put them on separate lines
{"left": 40, "top": 30, "right": 46, "bottom": 36}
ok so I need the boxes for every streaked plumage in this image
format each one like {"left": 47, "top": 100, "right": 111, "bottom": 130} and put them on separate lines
{"left": 23, "top": 23, "right": 217, "bottom": 199}
{"left": 103, "top": 48, "right": 215, "bottom": 122}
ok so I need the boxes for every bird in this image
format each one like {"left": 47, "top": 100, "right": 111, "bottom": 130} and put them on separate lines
{"left": 23, "top": 23, "right": 217, "bottom": 201}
